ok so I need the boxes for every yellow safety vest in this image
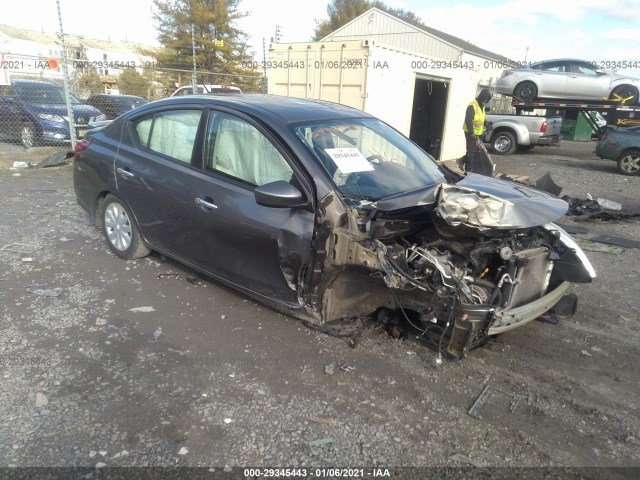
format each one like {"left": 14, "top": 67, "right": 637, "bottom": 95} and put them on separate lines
{"left": 463, "top": 99, "right": 486, "bottom": 135}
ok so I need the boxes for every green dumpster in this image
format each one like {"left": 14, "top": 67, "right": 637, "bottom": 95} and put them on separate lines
{"left": 559, "top": 110, "right": 593, "bottom": 141}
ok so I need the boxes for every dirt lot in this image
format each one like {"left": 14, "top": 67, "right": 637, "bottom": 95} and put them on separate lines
{"left": 0, "top": 141, "right": 639, "bottom": 476}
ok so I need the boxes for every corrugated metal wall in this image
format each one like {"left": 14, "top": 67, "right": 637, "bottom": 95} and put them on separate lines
{"left": 268, "top": 41, "right": 368, "bottom": 110}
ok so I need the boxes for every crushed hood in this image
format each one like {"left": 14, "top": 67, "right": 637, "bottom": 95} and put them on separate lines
{"left": 438, "top": 174, "right": 568, "bottom": 229}
{"left": 368, "top": 174, "right": 567, "bottom": 231}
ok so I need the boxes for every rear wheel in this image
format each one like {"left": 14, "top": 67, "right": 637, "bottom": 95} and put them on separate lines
{"left": 491, "top": 131, "right": 517, "bottom": 155}
{"left": 617, "top": 150, "right": 640, "bottom": 175}
{"left": 513, "top": 82, "right": 537, "bottom": 103}
{"left": 610, "top": 85, "right": 639, "bottom": 105}
{"left": 101, "top": 194, "right": 150, "bottom": 259}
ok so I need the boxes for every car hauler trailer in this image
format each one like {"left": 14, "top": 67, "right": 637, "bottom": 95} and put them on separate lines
{"left": 512, "top": 99, "right": 640, "bottom": 140}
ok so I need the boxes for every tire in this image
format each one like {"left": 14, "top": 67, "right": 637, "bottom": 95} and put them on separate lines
{"left": 610, "top": 85, "right": 639, "bottom": 105}
{"left": 491, "top": 131, "right": 517, "bottom": 155}
{"left": 517, "top": 145, "right": 536, "bottom": 152}
{"left": 21, "top": 123, "right": 35, "bottom": 149}
{"left": 101, "top": 194, "right": 151, "bottom": 259}
{"left": 617, "top": 150, "right": 640, "bottom": 176}
{"left": 513, "top": 82, "right": 538, "bottom": 103}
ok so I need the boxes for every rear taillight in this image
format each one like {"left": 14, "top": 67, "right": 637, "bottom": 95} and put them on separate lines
{"left": 601, "top": 132, "right": 608, "bottom": 140}
{"left": 501, "top": 71, "right": 513, "bottom": 77}
{"left": 540, "top": 121, "right": 547, "bottom": 133}
{"left": 74, "top": 139, "right": 91, "bottom": 155}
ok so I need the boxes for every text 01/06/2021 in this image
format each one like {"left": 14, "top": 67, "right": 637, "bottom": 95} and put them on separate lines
{"left": 241, "top": 59, "right": 369, "bottom": 69}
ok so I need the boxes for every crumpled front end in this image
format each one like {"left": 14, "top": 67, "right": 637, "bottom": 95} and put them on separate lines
{"left": 308, "top": 179, "right": 596, "bottom": 358}
{"left": 371, "top": 221, "right": 595, "bottom": 357}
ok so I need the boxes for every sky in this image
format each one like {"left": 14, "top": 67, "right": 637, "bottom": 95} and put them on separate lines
{"left": 3, "top": 0, "right": 640, "bottom": 75}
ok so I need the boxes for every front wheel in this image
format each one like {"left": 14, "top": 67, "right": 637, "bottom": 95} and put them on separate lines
{"left": 617, "top": 150, "right": 640, "bottom": 175}
{"left": 610, "top": 85, "right": 639, "bottom": 105}
{"left": 101, "top": 194, "right": 150, "bottom": 259}
{"left": 491, "top": 131, "right": 517, "bottom": 155}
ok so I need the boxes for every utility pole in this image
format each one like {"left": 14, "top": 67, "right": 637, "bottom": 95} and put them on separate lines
{"left": 55, "top": 0, "right": 76, "bottom": 148}
{"left": 262, "top": 37, "right": 267, "bottom": 93}
{"left": 191, "top": 23, "right": 197, "bottom": 92}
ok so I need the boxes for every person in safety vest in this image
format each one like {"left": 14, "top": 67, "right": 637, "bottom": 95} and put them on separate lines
{"left": 459, "top": 88, "right": 492, "bottom": 173}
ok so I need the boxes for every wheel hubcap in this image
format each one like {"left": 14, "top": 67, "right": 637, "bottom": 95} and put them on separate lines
{"left": 518, "top": 86, "right": 533, "bottom": 100}
{"left": 104, "top": 203, "right": 132, "bottom": 251}
{"left": 621, "top": 154, "right": 640, "bottom": 173}
{"left": 495, "top": 136, "right": 511, "bottom": 152}
{"left": 22, "top": 126, "right": 33, "bottom": 148}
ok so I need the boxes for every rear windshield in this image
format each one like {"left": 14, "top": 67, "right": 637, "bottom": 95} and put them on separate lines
{"left": 208, "top": 88, "right": 241, "bottom": 94}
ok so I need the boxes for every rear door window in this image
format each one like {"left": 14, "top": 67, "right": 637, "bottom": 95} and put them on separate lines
{"left": 133, "top": 109, "right": 202, "bottom": 164}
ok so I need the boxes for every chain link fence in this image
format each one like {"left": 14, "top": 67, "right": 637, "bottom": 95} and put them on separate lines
{"left": 0, "top": 50, "right": 263, "bottom": 168}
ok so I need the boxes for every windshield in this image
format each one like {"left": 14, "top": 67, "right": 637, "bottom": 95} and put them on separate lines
{"left": 291, "top": 118, "right": 446, "bottom": 203}
{"left": 14, "top": 83, "right": 80, "bottom": 105}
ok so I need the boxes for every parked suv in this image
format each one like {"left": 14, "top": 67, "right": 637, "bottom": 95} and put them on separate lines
{"left": 0, "top": 80, "right": 106, "bottom": 148}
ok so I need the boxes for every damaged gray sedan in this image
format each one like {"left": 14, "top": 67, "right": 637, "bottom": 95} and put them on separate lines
{"left": 73, "top": 95, "right": 595, "bottom": 358}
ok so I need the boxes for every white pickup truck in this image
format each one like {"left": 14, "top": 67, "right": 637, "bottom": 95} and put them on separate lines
{"left": 484, "top": 113, "right": 562, "bottom": 155}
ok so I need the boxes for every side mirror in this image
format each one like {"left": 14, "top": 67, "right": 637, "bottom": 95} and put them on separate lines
{"left": 595, "top": 68, "right": 606, "bottom": 75}
{"left": 254, "top": 180, "right": 305, "bottom": 208}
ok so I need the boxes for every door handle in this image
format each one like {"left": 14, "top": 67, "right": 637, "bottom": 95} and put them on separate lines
{"left": 116, "top": 167, "right": 134, "bottom": 178}
{"left": 195, "top": 197, "right": 218, "bottom": 209}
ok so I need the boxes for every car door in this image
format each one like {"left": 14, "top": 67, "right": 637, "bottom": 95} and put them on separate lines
{"left": 186, "top": 108, "right": 316, "bottom": 302}
{"left": 565, "top": 61, "right": 612, "bottom": 100}
{"left": 533, "top": 61, "right": 568, "bottom": 97}
{"left": 114, "top": 107, "right": 205, "bottom": 254}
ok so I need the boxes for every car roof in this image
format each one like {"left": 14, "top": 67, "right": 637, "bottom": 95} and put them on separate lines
{"left": 148, "top": 94, "right": 371, "bottom": 123}
{"left": 530, "top": 59, "right": 593, "bottom": 65}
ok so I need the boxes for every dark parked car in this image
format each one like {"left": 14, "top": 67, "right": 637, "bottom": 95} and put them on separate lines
{"left": 0, "top": 80, "right": 106, "bottom": 148}
{"left": 73, "top": 95, "right": 595, "bottom": 359}
{"left": 85, "top": 94, "right": 149, "bottom": 120}
{"left": 595, "top": 126, "right": 640, "bottom": 175}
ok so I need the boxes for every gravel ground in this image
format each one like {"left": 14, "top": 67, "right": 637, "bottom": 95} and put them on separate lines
{"left": 0, "top": 141, "right": 639, "bottom": 477}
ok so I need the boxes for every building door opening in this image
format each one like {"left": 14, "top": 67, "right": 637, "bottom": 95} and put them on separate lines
{"left": 409, "top": 77, "right": 448, "bottom": 160}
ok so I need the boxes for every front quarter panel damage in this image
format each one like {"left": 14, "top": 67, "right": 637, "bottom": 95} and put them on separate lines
{"left": 298, "top": 180, "right": 595, "bottom": 359}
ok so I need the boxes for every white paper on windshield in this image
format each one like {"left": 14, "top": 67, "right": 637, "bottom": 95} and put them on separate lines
{"left": 324, "top": 148, "right": 374, "bottom": 174}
